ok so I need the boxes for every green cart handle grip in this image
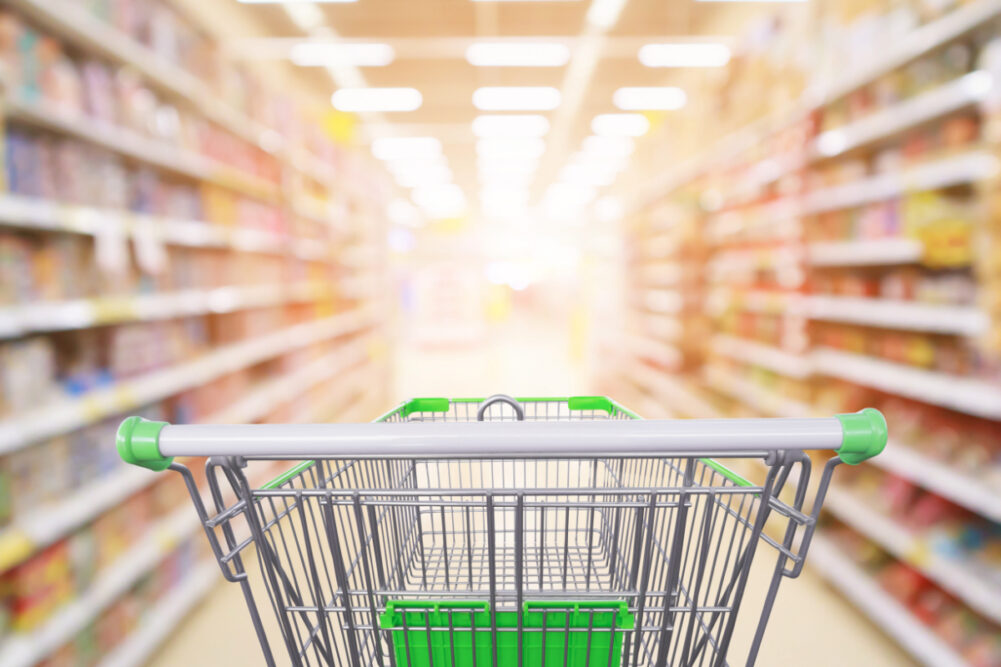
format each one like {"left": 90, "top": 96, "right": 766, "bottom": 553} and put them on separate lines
{"left": 117, "top": 416, "right": 171, "bottom": 471}
{"left": 835, "top": 408, "right": 888, "bottom": 465}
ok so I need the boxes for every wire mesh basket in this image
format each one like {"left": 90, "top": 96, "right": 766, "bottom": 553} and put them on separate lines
{"left": 117, "top": 394, "right": 886, "bottom": 666}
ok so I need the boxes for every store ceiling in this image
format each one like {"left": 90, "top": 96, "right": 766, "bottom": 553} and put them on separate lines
{"left": 227, "top": 0, "right": 759, "bottom": 223}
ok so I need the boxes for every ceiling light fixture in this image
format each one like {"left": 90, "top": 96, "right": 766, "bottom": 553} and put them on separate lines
{"left": 560, "top": 164, "right": 616, "bottom": 187}
{"left": 639, "top": 43, "right": 731, "bottom": 68}
{"left": 282, "top": 4, "right": 326, "bottom": 31}
{"left": 291, "top": 43, "right": 395, "bottom": 67}
{"left": 332, "top": 87, "right": 422, "bottom": 112}
{"left": 472, "top": 87, "right": 561, "bottom": 111}
{"left": 582, "top": 135, "right": 634, "bottom": 157}
{"left": 412, "top": 184, "right": 467, "bottom": 219}
{"left": 591, "top": 113, "right": 650, "bottom": 137}
{"left": 476, "top": 138, "right": 547, "bottom": 159}
{"left": 472, "top": 114, "right": 551, "bottom": 138}
{"left": 613, "top": 86, "right": 687, "bottom": 110}
{"left": 371, "top": 137, "right": 442, "bottom": 161}
{"left": 586, "top": 0, "right": 628, "bottom": 29}
{"left": 466, "top": 42, "right": 570, "bottom": 67}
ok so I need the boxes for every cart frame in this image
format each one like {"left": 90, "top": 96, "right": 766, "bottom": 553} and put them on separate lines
{"left": 117, "top": 395, "right": 886, "bottom": 667}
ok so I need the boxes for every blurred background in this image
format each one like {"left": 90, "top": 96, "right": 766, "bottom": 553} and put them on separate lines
{"left": 1, "top": 0, "right": 1001, "bottom": 665}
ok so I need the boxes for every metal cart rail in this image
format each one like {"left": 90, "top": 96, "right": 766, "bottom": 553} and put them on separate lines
{"left": 117, "top": 395, "right": 886, "bottom": 667}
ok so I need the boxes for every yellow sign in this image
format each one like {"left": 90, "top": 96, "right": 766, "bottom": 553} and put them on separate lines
{"left": 323, "top": 111, "right": 358, "bottom": 145}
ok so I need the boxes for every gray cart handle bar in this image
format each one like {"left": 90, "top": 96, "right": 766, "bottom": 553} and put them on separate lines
{"left": 117, "top": 408, "right": 886, "bottom": 471}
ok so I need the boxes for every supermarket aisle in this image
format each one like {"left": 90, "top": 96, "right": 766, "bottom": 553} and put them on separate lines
{"left": 152, "top": 314, "right": 914, "bottom": 666}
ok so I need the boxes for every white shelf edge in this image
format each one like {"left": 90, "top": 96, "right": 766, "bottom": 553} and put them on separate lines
{"left": 811, "top": 71, "right": 991, "bottom": 159}
{"left": 806, "top": 295, "right": 988, "bottom": 335}
{"left": 825, "top": 486, "right": 1001, "bottom": 624}
{"left": 0, "top": 281, "right": 330, "bottom": 338}
{"left": 0, "top": 337, "right": 372, "bottom": 573}
{"left": 806, "top": 238, "right": 925, "bottom": 267}
{"left": 0, "top": 507, "right": 201, "bottom": 667}
{"left": 808, "top": 535, "right": 968, "bottom": 667}
{"left": 704, "top": 365, "right": 814, "bottom": 418}
{"left": 97, "top": 561, "right": 219, "bottom": 667}
{"left": 711, "top": 335, "right": 813, "bottom": 379}
{"left": 628, "top": 361, "right": 720, "bottom": 419}
{"left": 6, "top": 97, "right": 280, "bottom": 202}
{"left": 0, "top": 308, "right": 374, "bottom": 454}
{"left": 812, "top": 347, "right": 1001, "bottom": 419}
{"left": 0, "top": 194, "right": 329, "bottom": 262}
{"left": 870, "top": 440, "right": 1001, "bottom": 523}
{"left": 626, "top": 0, "right": 1001, "bottom": 214}
{"left": 803, "top": 150, "right": 999, "bottom": 214}
{"left": 808, "top": 0, "right": 1001, "bottom": 108}
{"left": 6, "top": 0, "right": 284, "bottom": 156}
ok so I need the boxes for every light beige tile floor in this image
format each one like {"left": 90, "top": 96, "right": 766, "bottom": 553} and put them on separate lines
{"left": 151, "top": 315, "right": 915, "bottom": 666}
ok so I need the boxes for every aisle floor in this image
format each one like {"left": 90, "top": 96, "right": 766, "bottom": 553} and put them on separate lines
{"left": 151, "top": 316, "right": 915, "bottom": 666}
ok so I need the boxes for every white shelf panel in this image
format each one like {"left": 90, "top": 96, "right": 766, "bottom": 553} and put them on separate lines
{"left": 6, "top": 98, "right": 280, "bottom": 202}
{"left": 808, "top": 535, "right": 968, "bottom": 667}
{"left": 825, "top": 486, "right": 1001, "bottom": 624}
{"left": 0, "top": 467, "right": 155, "bottom": 572}
{"left": 0, "top": 282, "right": 330, "bottom": 338}
{"left": 0, "top": 507, "right": 200, "bottom": 667}
{"left": 97, "top": 561, "right": 218, "bottom": 667}
{"left": 5, "top": 0, "right": 283, "bottom": 155}
{"left": 0, "top": 308, "right": 374, "bottom": 454}
{"left": 870, "top": 440, "right": 1001, "bottom": 523}
{"left": 808, "top": 0, "right": 1001, "bottom": 108}
{"left": 711, "top": 335, "right": 813, "bottom": 379}
{"left": 811, "top": 71, "right": 991, "bottom": 159}
{"left": 803, "top": 150, "right": 999, "bottom": 214}
{"left": 805, "top": 295, "right": 988, "bottom": 336}
{"left": 628, "top": 361, "right": 720, "bottom": 419}
{"left": 812, "top": 347, "right": 1001, "bottom": 419}
{"left": 806, "top": 238, "right": 925, "bottom": 267}
{"left": 0, "top": 339, "right": 372, "bottom": 573}
{"left": 624, "top": 335, "right": 683, "bottom": 369}
{"left": 704, "top": 365, "right": 813, "bottom": 418}
{"left": 0, "top": 194, "right": 327, "bottom": 262}
{"left": 208, "top": 341, "right": 371, "bottom": 424}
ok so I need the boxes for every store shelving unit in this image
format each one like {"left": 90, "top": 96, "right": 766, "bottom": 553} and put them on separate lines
{"left": 0, "top": 1, "right": 391, "bottom": 664}
{"left": 616, "top": 0, "right": 1001, "bottom": 659}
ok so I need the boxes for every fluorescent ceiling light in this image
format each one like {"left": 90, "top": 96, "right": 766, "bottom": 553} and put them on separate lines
{"left": 613, "top": 86, "right": 687, "bottom": 111}
{"left": 240, "top": 0, "right": 356, "bottom": 3}
{"left": 387, "top": 199, "right": 424, "bottom": 228}
{"left": 472, "top": 114, "right": 550, "bottom": 138}
{"left": 560, "top": 164, "right": 616, "bottom": 187}
{"left": 582, "top": 135, "right": 634, "bottom": 157}
{"left": 481, "top": 187, "right": 529, "bottom": 206}
{"left": 283, "top": 4, "right": 325, "bottom": 31}
{"left": 466, "top": 42, "right": 570, "bottom": 67}
{"left": 591, "top": 113, "right": 649, "bottom": 137}
{"left": 391, "top": 163, "right": 453, "bottom": 183}
{"left": 372, "top": 137, "right": 441, "bottom": 161}
{"left": 473, "top": 87, "right": 561, "bottom": 111}
{"left": 412, "top": 184, "right": 467, "bottom": 219}
{"left": 587, "top": 0, "right": 628, "bottom": 29}
{"left": 396, "top": 171, "right": 453, "bottom": 189}
{"left": 594, "top": 196, "right": 624, "bottom": 223}
{"left": 291, "top": 43, "right": 395, "bottom": 67}
{"left": 639, "top": 43, "right": 731, "bottom": 68}
{"left": 387, "top": 156, "right": 449, "bottom": 173}
{"left": 545, "top": 183, "right": 596, "bottom": 208}
{"left": 332, "top": 87, "right": 422, "bottom": 112}
{"left": 567, "top": 151, "right": 628, "bottom": 172}
{"left": 476, "top": 138, "right": 546, "bottom": 159}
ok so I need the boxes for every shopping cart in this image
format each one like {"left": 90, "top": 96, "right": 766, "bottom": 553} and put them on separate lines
{"left": 116, "top": 395, "right": 886, "bottom": 667}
